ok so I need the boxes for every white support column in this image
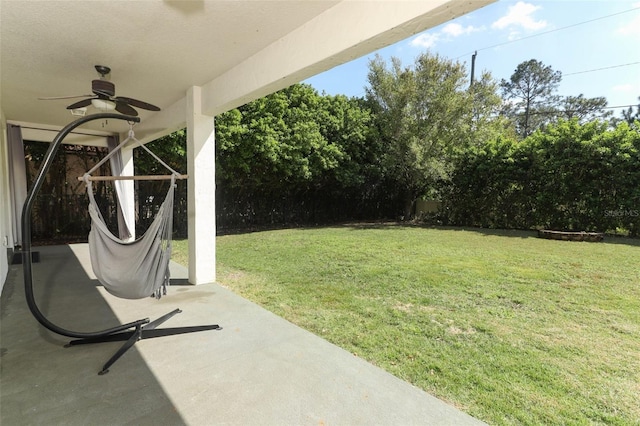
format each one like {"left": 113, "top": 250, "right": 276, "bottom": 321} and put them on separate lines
{"left": 119, "top": 146, "right": 136, "bottom": 241}
{"left": 186, "top": 86, "right": 216, "bottom": 284}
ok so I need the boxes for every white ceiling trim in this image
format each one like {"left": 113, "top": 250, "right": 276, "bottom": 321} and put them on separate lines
{"left": 133, "top": 0, "right": 494, "bottom": 142}
{"left": 7, "top": 120, "right": 114, "bottom": 146}
{"left": 200, "top": 0, "right": 474, "bottom": 116}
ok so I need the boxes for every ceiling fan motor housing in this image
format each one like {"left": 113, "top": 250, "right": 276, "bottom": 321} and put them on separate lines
{"left": 92, "top": 79, "right": 115, "bottom": 97}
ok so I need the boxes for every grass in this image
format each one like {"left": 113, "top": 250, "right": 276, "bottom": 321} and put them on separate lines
{"left": 172, "top": 224, "right": 640, "bottom": 425}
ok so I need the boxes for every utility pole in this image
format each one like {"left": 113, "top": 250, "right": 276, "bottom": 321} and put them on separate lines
{"left": 470, "top": 51, "right": 477, "bottom": 89}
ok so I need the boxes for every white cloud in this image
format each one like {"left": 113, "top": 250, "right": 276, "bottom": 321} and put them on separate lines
{"left": 410, "top": 22, "right": 483, "bottom": 49}
{"left": 441, "top": 23, "right": 482, "bottom": 37}
{"left": 410, "top": 33, "right": 439, "bottom": 48}
{"left": 507, "top": 30, "right": 521, "bottom": 41}
{"left": 492, "top": 1, "right": 547, "bottom": 31}
{"left": 617, "top": 14, "right": 640, "bottom": 35}
{"left": 612, "top": 83, "right": 637, "bottom": 92}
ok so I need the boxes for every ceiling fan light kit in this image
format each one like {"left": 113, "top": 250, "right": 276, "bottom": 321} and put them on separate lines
{"left": 91, "top": 98, "right": 116, "bottom": 111}
{"left": 70, "top": 107, "right": 87, "bottom": 117}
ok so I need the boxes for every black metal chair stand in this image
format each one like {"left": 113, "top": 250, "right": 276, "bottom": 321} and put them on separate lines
{"left": 21, "top": 113, "right": 221, "bottom": 375}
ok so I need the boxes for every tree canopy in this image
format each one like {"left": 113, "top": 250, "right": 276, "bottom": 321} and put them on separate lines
{"left": 26, "top": 53, "right": 640, "bottom": 241}
{"left": 134, "top": 58, "right": 640, "bottom": 233}
{"left": 366, "top": 52, "right": 503, "bottom": 216}
{"left": 215, "top": 84, "right": 376, "bottom": 194}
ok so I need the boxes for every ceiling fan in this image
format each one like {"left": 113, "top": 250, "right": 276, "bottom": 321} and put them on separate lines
{"left": 39, "top": 65, "right": 161, "bottom": 116}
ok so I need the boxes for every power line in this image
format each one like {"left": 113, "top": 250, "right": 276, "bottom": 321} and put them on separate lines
{"left": 602, "top": 104, "right": 638, "bottom": 110}
{"left": 518, "top": 104, "right": 638, "bottom": 116}
{"left": 564, "top": 62, "right": 640, "bottom": 76}
{"left": 456, "top": 6, "right": 640, "bottom": 59}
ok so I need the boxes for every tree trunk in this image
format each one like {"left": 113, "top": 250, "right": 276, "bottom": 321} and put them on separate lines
{"left": 402, "top": 196, "right": 414, "bottom": 221}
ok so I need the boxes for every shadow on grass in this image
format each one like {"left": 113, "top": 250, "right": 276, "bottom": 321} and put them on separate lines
{"left": 599, "top": 234, "right": 640, "bottom": 247}
{"left": 342, "top": 222, "right": 640, "bottom": 247}
{"left": 218, "top": 220, "right": 640, "bottom": 248}
{"left": 341, "top": 221, "right": 536, "bottom": 238}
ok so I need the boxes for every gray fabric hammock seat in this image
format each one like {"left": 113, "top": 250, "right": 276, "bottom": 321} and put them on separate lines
{"left": 83, "top": 130, "right": 179, "bottom": 299}
{"left": 84, "top": 174, "right": 175, "bottom": 299}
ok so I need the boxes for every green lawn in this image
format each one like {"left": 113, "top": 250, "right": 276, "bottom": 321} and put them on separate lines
{"left": 172, "top": 225, "right": 640, "bottom": 425}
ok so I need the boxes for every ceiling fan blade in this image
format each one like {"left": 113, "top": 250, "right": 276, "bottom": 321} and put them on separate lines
{"left": 39, "top": 94, "right": 93, "bottom": 100}
{"left": 115, "top": 96, "right": 161, "bottom": 111}
{"left": 115, "top": 101, "right": 139, "bottom": 116}
{"left": 66, "top": 98, "right": 94, "bottom": 109}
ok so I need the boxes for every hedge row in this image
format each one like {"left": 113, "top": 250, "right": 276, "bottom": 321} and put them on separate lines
{"left": 439, "top": 120, "right": 640, "bottom": 236}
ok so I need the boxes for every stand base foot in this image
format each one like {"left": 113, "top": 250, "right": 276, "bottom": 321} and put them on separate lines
{"left": 66, "top": 308, "right": 221, "bottom": 375}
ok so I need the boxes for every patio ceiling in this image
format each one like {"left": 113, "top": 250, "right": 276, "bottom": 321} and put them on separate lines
{"left": 1, "top": 0, "right": 495, "bottom": 141}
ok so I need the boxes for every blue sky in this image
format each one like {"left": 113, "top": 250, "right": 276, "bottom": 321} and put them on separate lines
{"left": 304, "top": 0, "right": 640, "bottom": 116}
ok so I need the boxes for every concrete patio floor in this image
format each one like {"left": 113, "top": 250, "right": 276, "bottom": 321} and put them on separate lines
{"left": 1, "top": 244, "right": 485, "bottom": 425}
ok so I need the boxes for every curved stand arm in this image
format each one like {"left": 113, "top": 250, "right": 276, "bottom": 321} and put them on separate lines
{"left": 21, "top": 113, "right": 146, "bottom": 339}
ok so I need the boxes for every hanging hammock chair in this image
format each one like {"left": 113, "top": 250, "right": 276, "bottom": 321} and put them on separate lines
{"left": 81, "top": 127, "right": 182, "bottom": 299}
{"left": 21, "top": 113, "right": 220, "bottom": 375}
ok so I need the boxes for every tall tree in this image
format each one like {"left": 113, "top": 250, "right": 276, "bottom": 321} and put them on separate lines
{"left": 366, "top": 52, "right": 491, "bottom": 217}
{"left": 470, "top": 71, "right": 516, "bottom": 143}
{"left": 560, "top": 94, "right": 611, "bottom": 123}
{"left": 501, "top": 59, "right": 562, "bottom": 138}
{"left": 621, "top": 96, "right": 640, "bottom": 127}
